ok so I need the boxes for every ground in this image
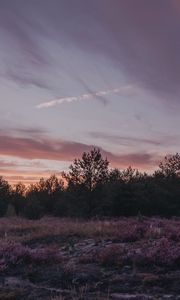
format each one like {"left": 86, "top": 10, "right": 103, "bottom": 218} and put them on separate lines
{"left": 0, "top": 217, "right": 180, "bottom": 300}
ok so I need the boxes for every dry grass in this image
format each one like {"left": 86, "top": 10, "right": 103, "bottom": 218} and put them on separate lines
{"left": 1, "top": 217, "right": 180, "bottom": 299}
{"left": 0, "top": 216, "right": 180, "bottom": 244}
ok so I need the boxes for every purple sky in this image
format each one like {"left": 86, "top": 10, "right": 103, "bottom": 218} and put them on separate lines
{"left": 0, "top": 0, "right": 180, "bottom": 184}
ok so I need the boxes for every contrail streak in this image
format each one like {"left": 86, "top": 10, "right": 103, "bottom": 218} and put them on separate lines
{"left": 36, "top": 85, "right": 132, "bottom": 109}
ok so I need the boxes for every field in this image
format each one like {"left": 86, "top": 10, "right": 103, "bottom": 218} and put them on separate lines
{"left": 0, "top": 217, "right": 180, "bottom": 300}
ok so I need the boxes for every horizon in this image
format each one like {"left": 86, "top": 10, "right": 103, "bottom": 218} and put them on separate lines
{"left": 1, "top": 0, "right": 180, "bottom": 184}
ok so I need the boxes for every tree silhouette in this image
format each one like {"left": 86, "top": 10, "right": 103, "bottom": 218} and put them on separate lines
{"left": 63, "top": 148, "right": 109, "bottom": 191}
{"left": 11, "top": 182, "right": 26, "bottom": 215}
{"left": 1, "top": 151, "right": 180, "bottom": 219}
{"left": 158, "top": 153, "right": 180, "bottom": 178}
{"left": 62, "top": 148, "right": 109, "bottom": 216}
{"left": 25, "top": 175, "right": 64, "bottom": 217}
{"left": 0, "top": 176, "right": 11, "bottom": 217}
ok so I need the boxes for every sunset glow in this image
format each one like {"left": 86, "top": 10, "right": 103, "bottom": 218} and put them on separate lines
{"left": 0, "top": 0, "right": 180, "bottom": 184}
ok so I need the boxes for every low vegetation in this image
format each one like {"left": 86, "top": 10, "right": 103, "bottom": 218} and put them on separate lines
{"left": 0, "top": 217, "right": 180, "bottom": 299}
{"left": 1, "top": 149, "right": 180, "bottom": 298}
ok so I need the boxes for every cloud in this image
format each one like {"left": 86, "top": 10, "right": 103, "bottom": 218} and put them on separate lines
{"left": 0, "top": 160, "right": 17, "bottom": 168}
{"left": 1, "top": 1, "right": 180, "bottom": 103}
{"left": 109, "top": 153, "right": 160, "bottom": 169}
{"left": 98, "top": 0, "right": 180, "bottom": 102}
{"left": 5, "top": 69, "right": 51, "bottom": 90}
{"left": 0, "top": 129, "right": 161, "bottom": 170}
{"left": 0, "top": 127, "right": 164, "bottom": 184}
{"left": 90, "top": 132, "right": 179, "bottom": 147}
{"left": 37, "top": 85, "right": 132, "bottom": 108}
{"left": 11, "top": 127, "right": 47, "bottom": 137}
{"left": 0, "top": 169, "right": 58, "bottom": 185}
{"left": 0, "top": 153, "right": 157, "bottom": 185}
{"left": 0, "top": 0, "right": 52, "bottom": 90}
{"left": 0, "top": 127, "right": 48, "bottom": 140}
{"left": 0, "top": 154, "right": 57, "bottom": 184}
{"left": 0, "top": 156, "right": 47, "bottom": 173}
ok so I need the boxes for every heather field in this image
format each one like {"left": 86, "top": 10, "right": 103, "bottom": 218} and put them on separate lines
{"left": 0, "top": 217, "right": 180, "bottom": 300}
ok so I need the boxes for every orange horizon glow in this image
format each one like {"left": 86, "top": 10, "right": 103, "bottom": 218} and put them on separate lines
{"left": 1, "top": 159, "right": 160, "bottom": 186}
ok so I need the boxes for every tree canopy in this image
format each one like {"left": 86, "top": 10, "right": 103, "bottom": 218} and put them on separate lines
{"left": 158, "top": 153, "right": 180, "bottom": 178}
{"left": 1, "top": 150, "right": 180, "bottom": 219}
{"left": 62, "top": 148, "right": 109, "bottom": 191}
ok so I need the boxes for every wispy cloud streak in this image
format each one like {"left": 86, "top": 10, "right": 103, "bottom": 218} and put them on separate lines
{"left": 36, "top": 85, "right": 132, "bottom": 108}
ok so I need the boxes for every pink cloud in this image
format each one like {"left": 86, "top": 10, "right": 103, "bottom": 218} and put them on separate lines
{"left": 0, "top": 130, "right": 161, "bottom": 170}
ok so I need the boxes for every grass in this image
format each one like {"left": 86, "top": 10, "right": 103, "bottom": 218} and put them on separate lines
{"left": 1, "top": 216, "right": 180, "bottom": 243}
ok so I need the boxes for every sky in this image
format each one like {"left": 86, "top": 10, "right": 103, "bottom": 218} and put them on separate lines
{"left": 1, "top": 0, "right": 180, "bottom": 185}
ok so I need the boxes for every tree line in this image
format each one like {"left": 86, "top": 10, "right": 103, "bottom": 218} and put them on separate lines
{"left": 1, "top": 148, "right": 180, "bottom": 219}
